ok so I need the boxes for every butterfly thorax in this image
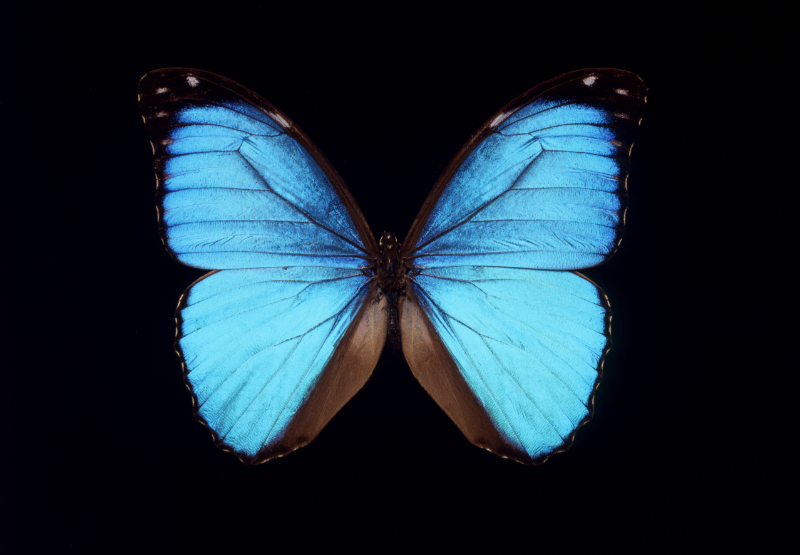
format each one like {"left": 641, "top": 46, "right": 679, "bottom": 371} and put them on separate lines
{"left": 375, "top": 231, "right": 411, "bottom": 293}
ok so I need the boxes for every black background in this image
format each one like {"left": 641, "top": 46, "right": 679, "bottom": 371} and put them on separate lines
{"left": 5, "top": 4, "right": 778, "bottom": 551}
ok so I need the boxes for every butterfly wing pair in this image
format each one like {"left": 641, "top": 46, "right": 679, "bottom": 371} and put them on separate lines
{"left": 139, "top": 68, "right": 646, "bottom": 464}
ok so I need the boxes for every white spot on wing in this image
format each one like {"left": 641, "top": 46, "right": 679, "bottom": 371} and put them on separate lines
{"left": 270, "top": 112, "right": 289, "bottom": 128}
{"left": 187, "top": 76, "right": 200, "bottom": 87}
{"left": 615, "top": 88, "right": 629, "bottom": 96}
{"left": 155, "top": 111, "right": 168, "bottom": 118}
{"left": 583, "top": 76, "right": 598, "bottom": 86}
{"left": 490, "top": 112, "right": 508, "bottom": 128}
{"left": 156, "top": 87, "right": 169, "bottom": 94}
{"left": 613, "top": 112, "right": 629, "bottom": 119}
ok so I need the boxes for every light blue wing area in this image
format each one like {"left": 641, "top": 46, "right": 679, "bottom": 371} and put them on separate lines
{"left": 177, "top": 266, "right": 371, "bottom": 459}
{"left": 412, "top": 266, "right": 610, "bottom": 461}
{"left": 412, "top": 70, "right": 645, "bottom": 270}
{"left": 139, "top": 69, "right": 369, "bottom": 270}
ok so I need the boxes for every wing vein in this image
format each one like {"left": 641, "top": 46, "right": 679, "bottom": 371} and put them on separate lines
{"left": 235, "top": 150, "right": 368, "bottom": 254}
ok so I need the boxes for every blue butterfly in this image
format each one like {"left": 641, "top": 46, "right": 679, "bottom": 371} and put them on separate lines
{"left": 139, "top": 68, "right": 646, "bottom": 465}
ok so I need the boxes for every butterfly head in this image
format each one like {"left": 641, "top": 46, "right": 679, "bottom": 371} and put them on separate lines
{"left": 379, "top": 231, "right": 398, "bottom": 250}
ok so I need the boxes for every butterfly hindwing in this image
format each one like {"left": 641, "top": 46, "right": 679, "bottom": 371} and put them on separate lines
{"left": 139, "top": 69, "right": 385, "bottom": 463}
{"left": 401, "top": 69, "right": 645, "bottom": 464}
{"left": 177, "top": 268, "right": 386, "bottom": 463}
{"left": 402, "top": 268, "right": 610, "bottom": 464}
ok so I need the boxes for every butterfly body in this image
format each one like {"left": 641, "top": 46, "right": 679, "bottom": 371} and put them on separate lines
{"left": 373, "top": 231, "right": 416, "bottom": 348}
{"left": 140, "top": 68, "right": 645, "bottom": 464}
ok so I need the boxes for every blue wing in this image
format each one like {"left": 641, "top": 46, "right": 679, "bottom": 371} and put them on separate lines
{"left": 177, "top": 267, "right": 385, "bottom": 463}
{"left": 403, "top": 267, "right": 609, "bottom": 464}
{"left": 139, "top": 68, "right": 376, "bottom": 270}
{"left": 401, "top": 69, "right": 645, "bottom": 464}
{"left": 406, "top": 69, "right": 646, "bottom": 270}
{"left": 139, "top": 69, "right": 385, "bottom": 463}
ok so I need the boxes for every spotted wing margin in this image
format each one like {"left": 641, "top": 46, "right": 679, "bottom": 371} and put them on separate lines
{"left": 176, "top": 268, "right": 387, "bottom": 464}
{"left": 400, "top": 269, "right": 611, "bottom": 465}
{"left": 401, "top": 68, "right": 646, "bottom": 271}
{"left": 139, "top": 68, "right": 377, "bottom": 269}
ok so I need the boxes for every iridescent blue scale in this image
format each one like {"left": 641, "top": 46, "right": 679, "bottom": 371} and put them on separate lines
{"left": 140, "top": 68, "right": 645, "bottom": 465}
{"left": 159, "top": 103, "right": 366, "bottom": 270}
{"left": 414, "top": 76, "right": 638, "bottom": 271}
{"left": 180, "top": 268, "right": 370, "bottom": 457}
{"left": 412, "top": 268, "right": 607, "bottom": 459}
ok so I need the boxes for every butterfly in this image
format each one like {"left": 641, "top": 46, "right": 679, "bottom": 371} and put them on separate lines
{"left": 139, "top": 68, "right": 646, "bottom": 465}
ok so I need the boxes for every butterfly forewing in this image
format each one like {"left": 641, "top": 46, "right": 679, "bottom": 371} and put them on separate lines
{"left": 404, "top": 69, "right": 646, "bottom": 270}
{"left": 139, "top": 68, "right": 377, "bottom": 269}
